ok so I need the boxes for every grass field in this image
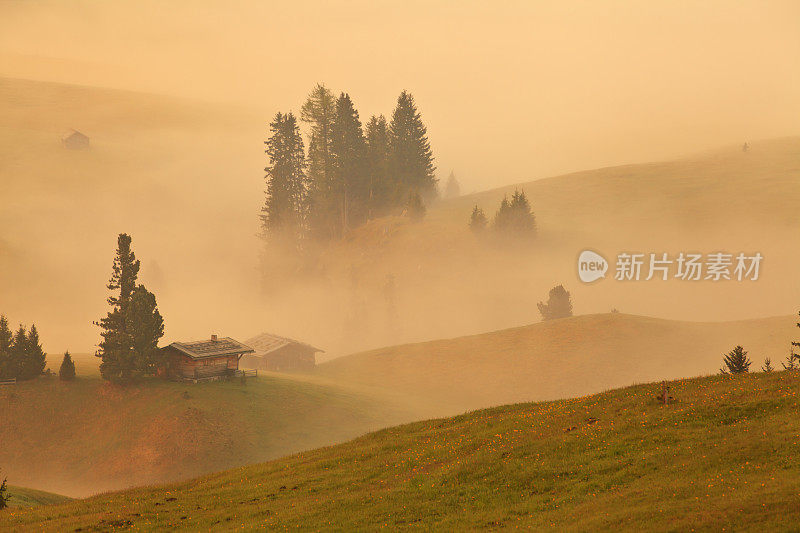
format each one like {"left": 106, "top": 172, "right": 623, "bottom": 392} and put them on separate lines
{"left": 3, "top": 370, "right": 799, "bottom": 531}
{"left": 4, "top": 486, "right": 71, "bottom": 509}
{"left": 0, "top": 368, "right": 413, "bottom": 498}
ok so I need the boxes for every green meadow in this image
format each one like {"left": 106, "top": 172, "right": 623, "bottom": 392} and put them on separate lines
{"left": 4, "top": 371, "right": 799, "bottom": 531}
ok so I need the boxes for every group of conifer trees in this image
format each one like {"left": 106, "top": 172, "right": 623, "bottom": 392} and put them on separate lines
{"left": 0, "top": 316, "right": 46, "bottom": 381}
{"left": 469, "top": 189, "right": 537, "bottom": 237}
{"left": 261, "top": 84, "right": 436, "bottom": 245}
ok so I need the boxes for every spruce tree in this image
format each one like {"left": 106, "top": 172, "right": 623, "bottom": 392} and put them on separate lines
{"left": 444, "top": 171, "right": 460, "bottom": 198}
{"left": 365, "top": 115, "right": 391, "bottom": 217}
{"left": 331, "top": 93, "right": 368, "bottom": 235}
{"left": 261, "top": 112, "right": 307, "bottom": 245}
{"left": 721, "top": 345, "right": 752, "bottom": 374}
{"left": 59, "top": 351, "right": 76, "bottom": 381}
{"left": 762, "top": 357, "right": 774, "bottom": 372}
{"left": 388, "top": 91, "right": 437, "bottom": 203}
{"left": 9, "top": 325, "right": 27, "bottom": 380}
{"left": 22, "top": 324, "right": 46, "bottom": 380}
{"left": 469, "top": 205, "right": 488, "bottom": 233}
{"left": 537, "top": 285, "right": 573, "bottom": 321}
{"left": 301, "top": 84, "right": 337, "bottom": 240}
{"left": 96, "top": 233, "right": 164, "bottom": 383}
{"left": 792, "top": 311, "right": 800, "bottom": 358}
{"left": 0, "top": 316, "right": 11, "bottom": 379}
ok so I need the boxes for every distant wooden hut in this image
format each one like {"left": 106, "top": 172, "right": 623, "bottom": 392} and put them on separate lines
{"left": 62, "top": 129, "right": 90, "bottom": 150}
{"left": 240, "top": 333, "right": 323, "bottom": 372}
{"left": 161, "top": 335, "right": 254, "bottom": 382}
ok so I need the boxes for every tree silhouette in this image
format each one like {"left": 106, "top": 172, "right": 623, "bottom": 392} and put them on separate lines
{"left": 721, "top": 345, "right": 752, "bottom": 374}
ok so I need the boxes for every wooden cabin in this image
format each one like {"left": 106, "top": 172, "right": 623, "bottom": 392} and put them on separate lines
{"left": 62, "top": 129, "right": 90, "bottom": 150}
{"left": 240, "top": 333, "right": 323, "bottom": 372}
{"left": 161, "top": 335, "right": 254, "bottom": 382}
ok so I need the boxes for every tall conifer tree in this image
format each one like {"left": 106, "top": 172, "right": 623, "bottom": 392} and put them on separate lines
{"left": 365, "top": 115, "right": 391, "bottom": 217}
{"left": 96, "top": 234, "right": 164, "bottom": 383}
{"left": 388, "top": 91, "right": 437, "bottom": 202}
{"left": 23, "top": 324, "right": 46, "bottom": 379}
{"left": 331, "top": 93, "right": 368, "bottom": 235}
{"left": 301, "top": 84, "right": 337, "bottom": 240}
{"left": 261, "top": 112, "right": 307, "bottom": 244}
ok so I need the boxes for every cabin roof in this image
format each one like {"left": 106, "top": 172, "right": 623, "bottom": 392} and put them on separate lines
{"left": 244, "top": 332, "right": 324, "bottom": 356}
{"left": 164, "top": 337, "right": 254, "bottom": 359}
{"left": 62, "top": 129, "right": 89, "bottom": 141}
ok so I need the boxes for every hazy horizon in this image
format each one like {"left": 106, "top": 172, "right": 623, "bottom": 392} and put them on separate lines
{"left": 2, "top": 0, "right": 799, "bottom": 191}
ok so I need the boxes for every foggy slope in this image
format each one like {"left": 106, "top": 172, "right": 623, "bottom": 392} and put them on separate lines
{"left": 0, "top": 75, "right": 798, "bottom": 359}
{"left": 317, "top": 313, "right": 797, "bottom": 416}
{"left": 0, "top": 373, "right": 411, "bottom": 498}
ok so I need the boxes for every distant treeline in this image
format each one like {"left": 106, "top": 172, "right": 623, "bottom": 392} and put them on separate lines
{"left": 261, "top": 84, "right": 436, "bottom": 245}
{"left": 0, "top": 316, "right": 46, "bottom": 381}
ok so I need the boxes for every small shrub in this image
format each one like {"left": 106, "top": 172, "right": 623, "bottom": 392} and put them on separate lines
{"left": 721, "top": 345, "right": 752, "bottom": 374}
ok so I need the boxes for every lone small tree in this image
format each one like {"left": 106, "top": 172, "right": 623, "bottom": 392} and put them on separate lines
{"left": 469, "top": 205, "right": 487, "bottom": 233}
{"left": 762, "top": 357, "right": 774, "bottom": 373}
{"left": 59, "top": 351, "right": 76, "bottom": 381}
{"left": 0, "top": 476, "right": 8, "bottom": 510}
{"left": 444, "top": 171, "right": 460, "bottom": 198}
{"left": 721, "top": 345, "right": 752, "bottom": 374}
{"left": 782, "top": 347, "right": 798, "bottom": 371}
{"left": 537, "top": 285, "right": 573, "bottom": 321}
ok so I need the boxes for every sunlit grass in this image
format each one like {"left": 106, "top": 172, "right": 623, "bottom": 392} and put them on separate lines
{"left": 4, "top": 371, "right": 799, "bottom": 531}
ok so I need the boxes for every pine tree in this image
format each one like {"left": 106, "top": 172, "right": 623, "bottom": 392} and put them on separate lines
{"left": 365, "top": 115, "right": 391, "bottom": 217}
{"left": 0, "top": 476, "right": 8, "bottom": 510}
{"left": 405, "top": 192, "right": 426, "bottom": 221}
{"left": 762, "top": 357, "right": 774, "bottom": 372}
{"left": 388, "top": 91, "right": 437, "bottom": 203}
{"left": 9, "top": 325, "right": 27, "bottom": 380}
{"left": 331, "top": 93, "right": 368, "bottom": 236}
{"left": 0, "top": 316, "right": 11, "bottom": 379}
{"left": 469, "top": 205, "right": 487, "bottom": 233}
{"left": 537, "top": 285, "right": 573, "bottom": 321}
{"left": 721, "top": 345, "right": 752, "bottom": 374}
{"left": 96, "top": 234, "right": 164, "bottom": 383}
{"left": 301, "top": 84, "right": 337, "bottom": 240}
{"left": 261, "top": 112, "right": 307, "bottom": 245}
{"left": 444, "top": 171, "right": 460, "bottom": 198}
{"left": 59, "top": 351, "right": 76, "bottom": 381}
{"left": 792, "top": 310, "right": 800, "bottom": 359}
{"left": 22, "top": 324, "right": 46, "bottom": 380}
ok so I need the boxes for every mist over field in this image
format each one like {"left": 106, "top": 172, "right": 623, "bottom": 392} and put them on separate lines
{"left": 1, "top": 0, "right": 799, "bottom": 359}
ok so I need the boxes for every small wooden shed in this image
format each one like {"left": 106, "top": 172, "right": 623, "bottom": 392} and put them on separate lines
{"left": 240, "top": 333, "right": 323, "bottom": 372}
{"left": 161, "top": 335, "right": 254, "bottom": 382}
{"left": 62, "top": 129, "right": 90, "bottom": 150}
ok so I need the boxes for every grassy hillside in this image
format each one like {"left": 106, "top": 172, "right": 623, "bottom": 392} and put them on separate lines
{"left": 5, "top": 487, "right": 71, "bottom": 508}
{"left": 318, "top": 313, "right": 797, "bottom": 416}
{"left": 0, "top": 373, "right": 412, "bottom": 498}
{"left": 4, "top": 371, "right": 799, "bottom": 531}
